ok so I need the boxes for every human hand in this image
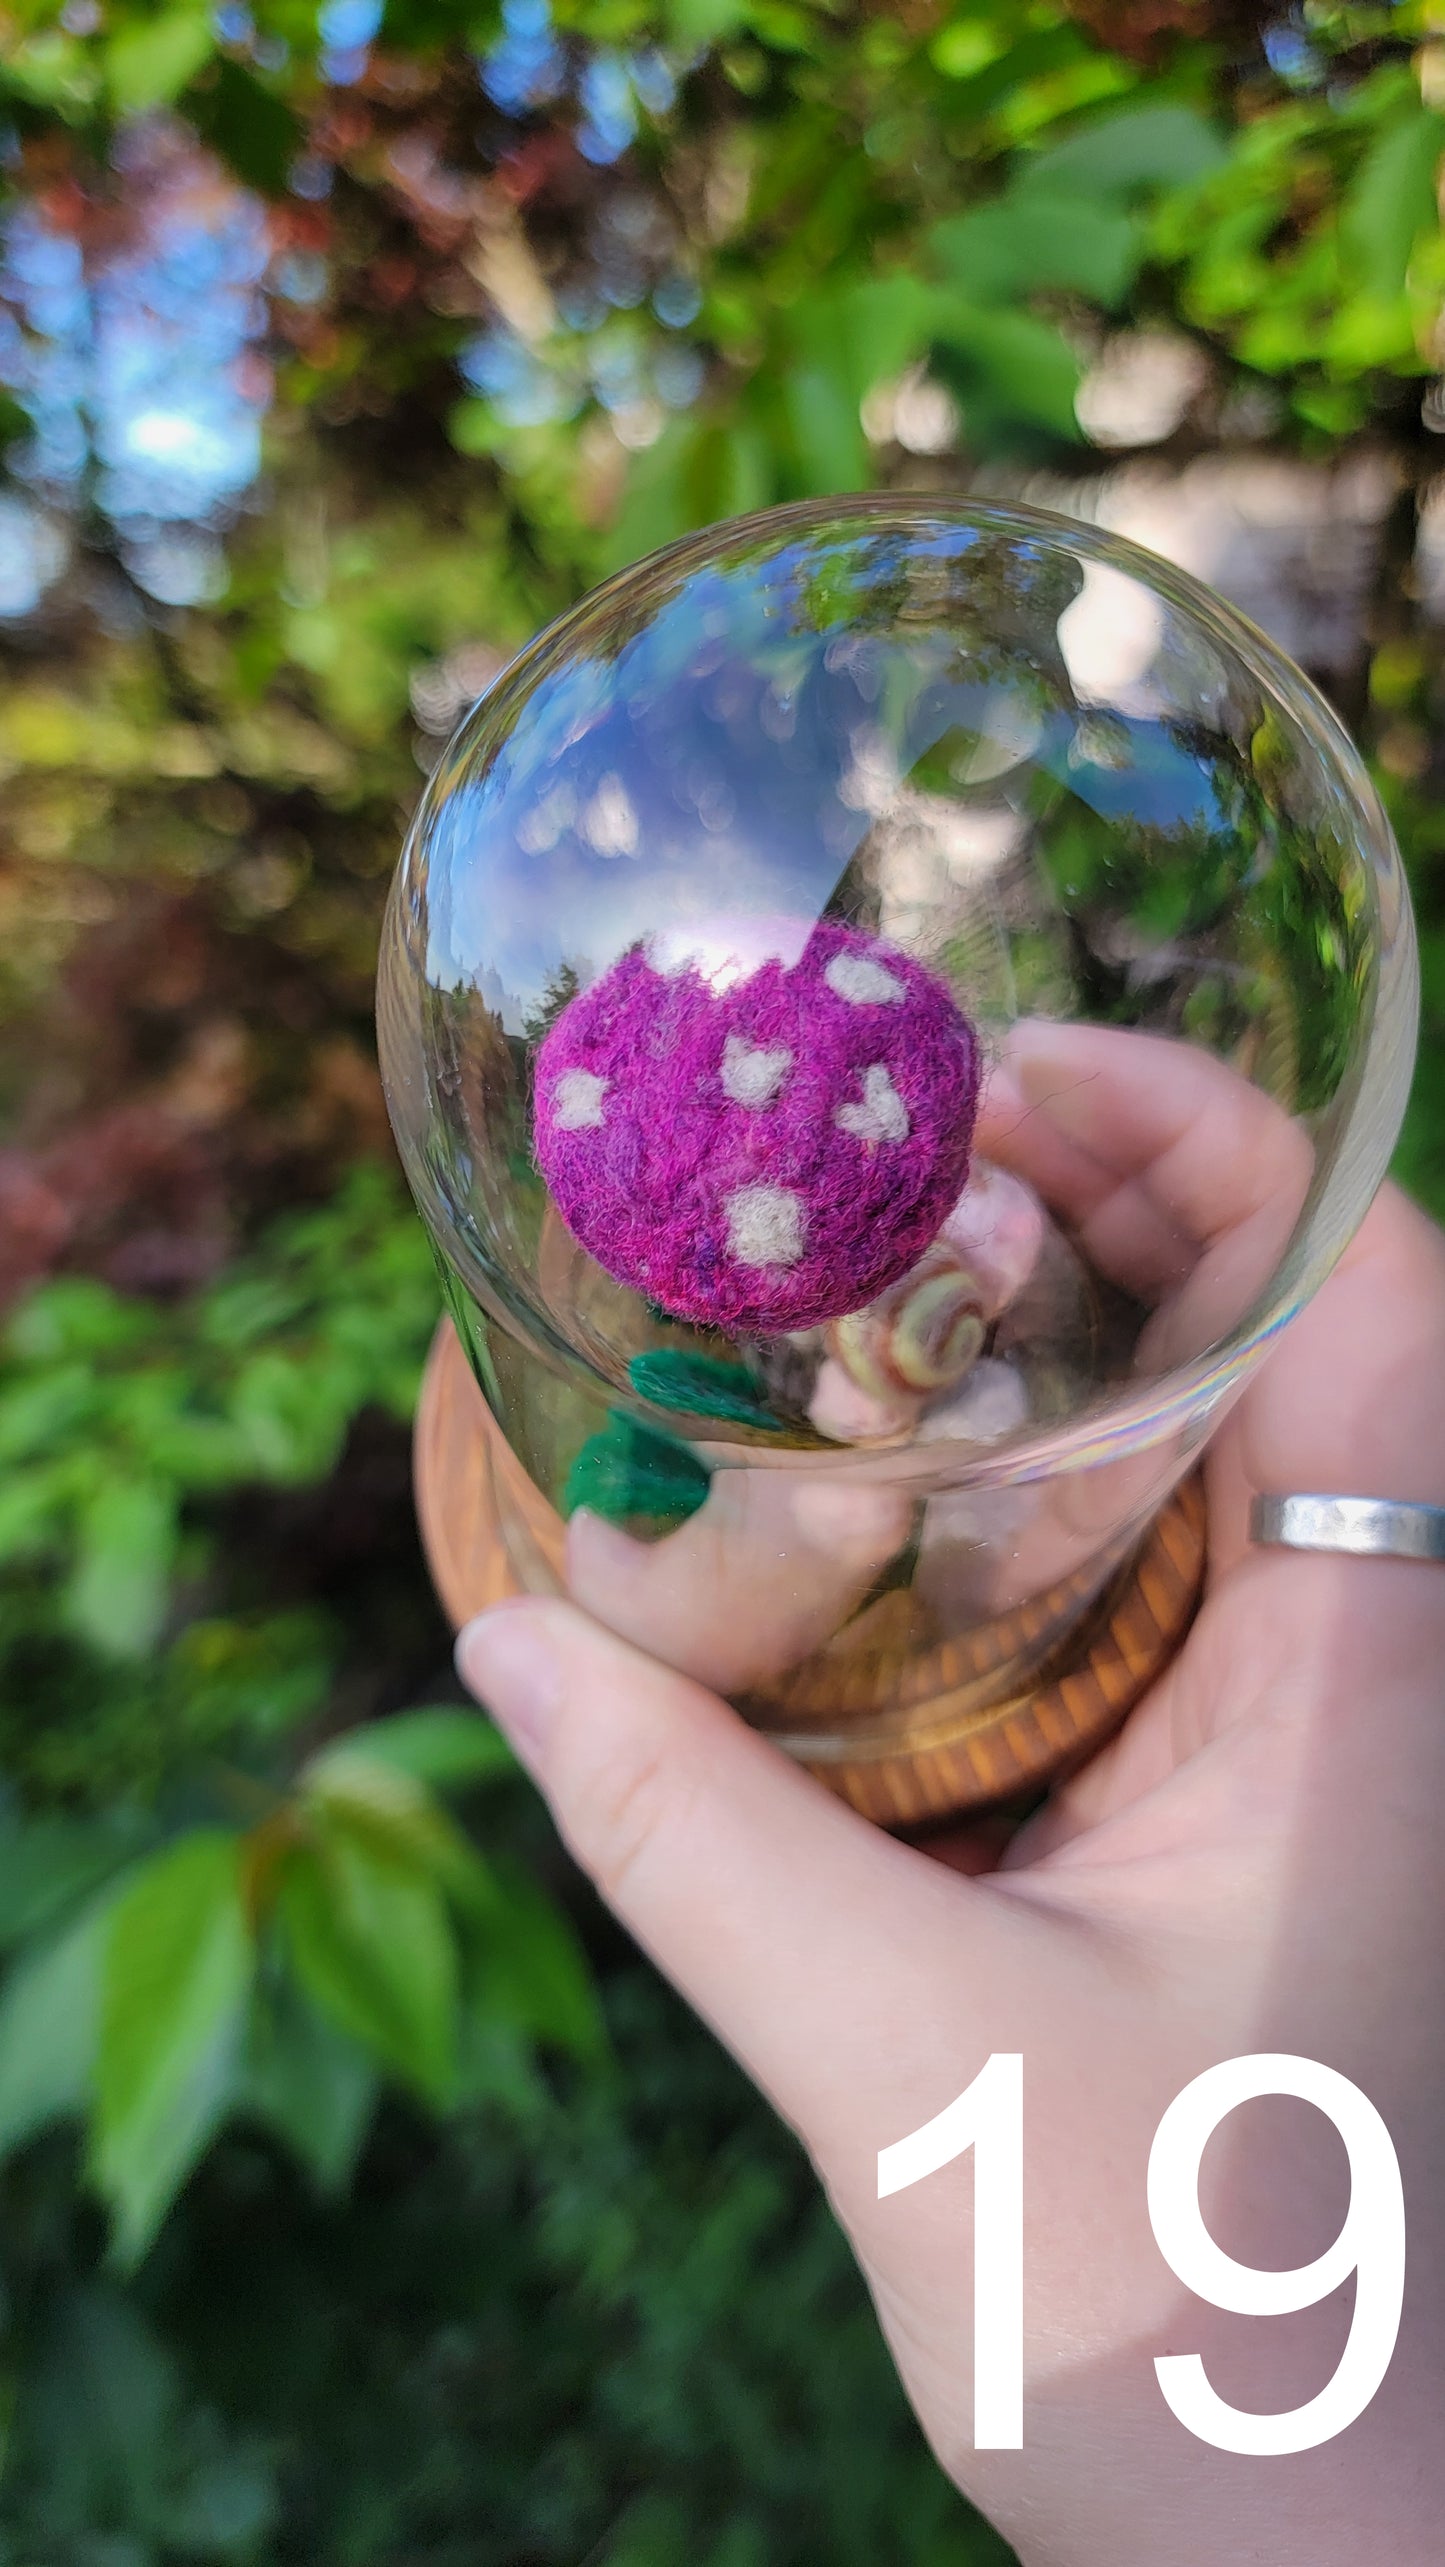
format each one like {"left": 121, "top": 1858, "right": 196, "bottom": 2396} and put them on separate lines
{"left": 565, "top": 1015, "right": 1313, "bottom": 1684}
{"left": 458, "top": 1033, "right": 1445, "bottom": 2567}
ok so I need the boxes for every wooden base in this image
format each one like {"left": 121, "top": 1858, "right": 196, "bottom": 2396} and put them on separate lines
{"left": 416, "top": 1320, "right": 1207, "bottom": 1828}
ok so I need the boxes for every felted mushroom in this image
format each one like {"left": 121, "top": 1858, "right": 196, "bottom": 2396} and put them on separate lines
{"left": 533, "top": 918, "right": 982, "bottom": 1334}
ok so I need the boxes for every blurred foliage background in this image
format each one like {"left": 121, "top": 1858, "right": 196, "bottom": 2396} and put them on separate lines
{"left": 0, "top": 0, "right": 1441, "bottom": 2558}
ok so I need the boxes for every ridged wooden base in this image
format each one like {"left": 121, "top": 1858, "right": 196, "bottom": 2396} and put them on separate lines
{"left": 416, "top": 1320, "right": 1207, "bottom": 1827}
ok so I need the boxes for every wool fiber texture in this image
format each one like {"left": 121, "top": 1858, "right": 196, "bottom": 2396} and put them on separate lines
{"left": 533, "top": 919, "right": 980, "bottom": 1332}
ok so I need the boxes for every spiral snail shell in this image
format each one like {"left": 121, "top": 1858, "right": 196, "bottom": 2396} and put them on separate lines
{"left": 827, "top": 1248, "right": 988, "bottom": 1400}
{"left": 823, "top": 1161, "right": 1045, "bottom": 1406}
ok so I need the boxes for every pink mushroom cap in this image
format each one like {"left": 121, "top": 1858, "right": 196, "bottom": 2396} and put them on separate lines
{"left": 533, "top": 920, "right": 981, "bottom": 1332}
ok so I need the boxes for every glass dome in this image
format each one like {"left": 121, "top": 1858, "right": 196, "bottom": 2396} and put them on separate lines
{"left": 378, "top": 497, "right": 1416, "bottom": 1815}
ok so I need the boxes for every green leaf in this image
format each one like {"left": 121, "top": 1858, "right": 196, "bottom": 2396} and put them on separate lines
{"left": 1018, "top": 101, "right": 1227, "bottom": 201}
{"left": 241, "top": 1980, "right": 378, "bottom": 2193}
{"left": 666, "top": 0, "right": 752, "bottom": 43}
{"left": 278, "top": 1814, "right": 458, "bottom": 2104}
{"left": 5, "top": 1278, "right": 154, "bottom": 1365}
{"left": 92, "top": 1832, "right": 253, "bottom": 2265}
{"left": 107, "top": 7, "right": 213, "bottom": 115}
{"left": 63, "top": 1476, "right": 178, "bottom": 1660}
{"left": 168, "top": 1609, "right": 335, "bottom": 1746}
{"left": 935, "top": 304, "right": 1083, "bottom": 440}
{"left": 0, "top": 29, "right": 100, "bottom": 112}
{"left": 312, "top": 1706, "right": 519, "bottom": 1792}
{"left": 162, "top": 2443, "right": 278, "bottom": 2554}
{"left": 1292, "top": 377, "right": 1371, "bottom": 437}
{"left": 929, "top": 20, "right": 1003, "bottom": 81}
{"left": 821, "top": 273, "right": 941, "bottom": 406}
{"left": 471, "top": 1856, "right": 603, "bottom": 2061}
{"left": 0, "top": 1461, "right": 72, "bottom": 1567}
{"left": 0, "top": 1892, "right": 122, "bottom": 2158}
{"left": 928, "top": 192, "right": 1141, "bottom": 312}
{"left": 300, "top": 1753, "right": 500, "bottom": 1924}
{"left": 15, "top": 2281, "right": 278, "bottom": 2552}
{"left": 187, "top": 56, "right": 300, "bottom": 196}
{"left": 17, "top": 2282, "right": 184, "bottom": 2535}
{"left": 601, "top": 410, "right": 775, "bottom": 571}
{"left": 0, "top": 1811, "right": 152, "bottom": 1948}
{"left": 0, "top": 1363, "right": 97, "bottom": 1462}
{"left": 782, "top": 358, "right": 870, "bottom": 496}
{"left": 745, "top": 1, "right": 817, "bottom": 52}
{"left": 230, "top": 1351, "right": 345, "bottom": 1482}
{"left": 1339, "top": 106, "right": 1445, "bottom": 304}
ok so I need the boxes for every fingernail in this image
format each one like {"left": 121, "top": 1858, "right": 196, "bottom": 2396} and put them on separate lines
{"left": 455, "top": 1602, "right": 563, "bottom": 1775}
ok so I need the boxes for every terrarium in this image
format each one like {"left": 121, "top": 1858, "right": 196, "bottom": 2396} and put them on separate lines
{"left": 377, "top": 498, "right": 1416, "bottom": 1826}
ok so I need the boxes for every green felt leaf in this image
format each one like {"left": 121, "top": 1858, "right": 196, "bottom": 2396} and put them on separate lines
{"left": 563, "top": 1414, "right": 711, "bottom": 1526}
{"left": 92, "top": 1831, "right": 253, "bottom": 2264}
{"left": 627, "top": 1350, "right": 784, "bottom": 1430}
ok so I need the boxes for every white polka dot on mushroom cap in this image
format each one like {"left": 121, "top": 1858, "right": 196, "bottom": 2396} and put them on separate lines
{"left": 720, "top": 1034, "right": 793, "bottom": 1106}
{"left": 824, "top": 951, "right": 904, "bottom": 1005}
{"left": 725, "top": 1183, "right": 806, "bottom": 1269}
{"left": 835, "top": 1061, "right": 909, "bottom": 1144}
{"left": 553, "top": 1068, "right": 608, "bottom": 1129}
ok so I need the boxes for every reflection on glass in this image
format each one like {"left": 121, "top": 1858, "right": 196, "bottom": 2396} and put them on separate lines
{"left": 378, "top": 498, "right": 1416, "bottom": 1762}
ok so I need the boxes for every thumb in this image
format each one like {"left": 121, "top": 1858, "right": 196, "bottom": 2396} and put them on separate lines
{"left": 454, "top": 1597, "right": 1025, "bottom": 2156}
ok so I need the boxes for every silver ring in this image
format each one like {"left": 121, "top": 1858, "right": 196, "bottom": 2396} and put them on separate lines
{"left": 1250, "top": 1493, "right": 1445, "bottom": 1563}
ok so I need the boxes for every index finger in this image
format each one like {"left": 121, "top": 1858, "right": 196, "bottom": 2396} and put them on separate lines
{"left": 976, "top": 1021, "right": 1312, "bottom": 1368}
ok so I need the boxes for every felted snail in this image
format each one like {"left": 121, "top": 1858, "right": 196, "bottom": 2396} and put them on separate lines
{"left": 827, "top": 1246, "right": 988, "bottom": 1404}
{"left": 805, "top": 1160, "right": 1045, "bottom": 1443}
{"left": 824, "top": 1163, "right": 1044, "bottom": 1404}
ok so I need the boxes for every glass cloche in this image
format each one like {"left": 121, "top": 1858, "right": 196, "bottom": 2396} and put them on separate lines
{"left": 378, "top": 498, "right": 1417, "bottom": 1824}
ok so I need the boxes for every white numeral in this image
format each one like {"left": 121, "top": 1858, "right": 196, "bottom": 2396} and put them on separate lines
{"left": 878, "top": 2052, "right": 1023, "bottom": 2449}
{"left": 1147, "top": 2052, "right": 1405, "bottom": 2455}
